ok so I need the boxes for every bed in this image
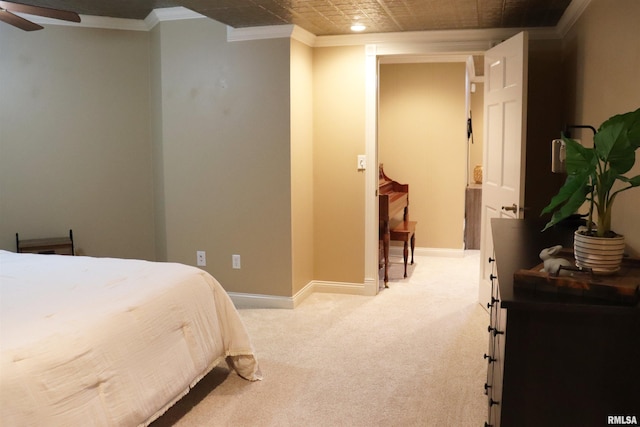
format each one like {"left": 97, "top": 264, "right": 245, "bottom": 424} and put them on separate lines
{"left": 0, "top": 250, "right": 261, "bottom": 426}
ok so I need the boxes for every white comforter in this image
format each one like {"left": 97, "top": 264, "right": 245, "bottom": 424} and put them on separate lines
{"left": 0, "top": 250, "right": 261, "bottom": 426}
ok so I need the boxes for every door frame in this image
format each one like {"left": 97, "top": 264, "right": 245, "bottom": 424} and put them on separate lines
{"left": 363, "top": 32, "right": 524, "bottom": 294}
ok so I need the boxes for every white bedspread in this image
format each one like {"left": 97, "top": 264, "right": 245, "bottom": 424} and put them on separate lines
{"left": 0, "top": 250, "right": 261, "bottom": 426}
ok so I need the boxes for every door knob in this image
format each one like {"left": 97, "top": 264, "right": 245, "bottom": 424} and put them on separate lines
{"left": 501, "top": 204, "right": 517, "bottom": 212}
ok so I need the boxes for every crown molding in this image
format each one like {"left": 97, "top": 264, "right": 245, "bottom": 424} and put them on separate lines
{"left": 145, "top": 7, "right": 206, "bottom": 30}
{"left": 16, "top": 7, "right": 205, "bottom": 32}
{"left": 379, "top": 54, "right": 474, "bottom": 64}
{"left": 226, "top": 24, "right": 316, "bottom": 46}
{"left": 290, "top": 25, "right": 317, "bottom": 46}
{"left": 226, "top": 24, "right": 294, "bottom": 42}
{"left": 556, "top": 0, "right": 592, "bottom": 37}
{"left": 316, "top": 26, "right": 561, "bottom": 50}
{"left": 13, "top": 13, "right": 150, "bottom": 31}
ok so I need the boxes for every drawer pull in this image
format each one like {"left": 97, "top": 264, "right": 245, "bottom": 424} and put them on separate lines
{"left": 487, "top": 296, "right": 500, "bottom": 308}
{"left": 484, "top": 353, "right": 497, "bottom": 363}
{"left": 484, "top": 382, "right": 492, "bottom": 394}
{"left": 488, "top": 257, "right": 495, "bottom": 263}
{"left": 488, "top": 326, "right": 505, "bottom": 336}
{"left": 489, "top": 398, "right": 500, "bottom": 406}
{"left": 489, "top": 274, "right": 497, "bottom": 281}
{"left": 485, "top": 423, "right": 494, "bottom": 427}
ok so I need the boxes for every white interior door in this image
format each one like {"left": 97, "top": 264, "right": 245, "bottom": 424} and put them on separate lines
{"left": 478, "top": 32, "right": 529, "bottom": 308}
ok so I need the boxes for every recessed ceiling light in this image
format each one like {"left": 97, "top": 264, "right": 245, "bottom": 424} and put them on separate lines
{"left": 351, "top": 23, "right": 366, "bottom": 32}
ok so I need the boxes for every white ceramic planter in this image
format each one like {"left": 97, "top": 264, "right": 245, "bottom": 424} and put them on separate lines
{"left": 574, "top": 230, "right": 625, "bottom": 274}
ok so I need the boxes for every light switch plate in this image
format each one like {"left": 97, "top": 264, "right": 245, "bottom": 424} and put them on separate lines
{"left": 357, "top": 154, "right": 366, "bottom": 170}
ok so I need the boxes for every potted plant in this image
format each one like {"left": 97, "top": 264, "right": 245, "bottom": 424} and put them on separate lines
{"left": 541, "top": 107, "right": 640, "bottom": 273}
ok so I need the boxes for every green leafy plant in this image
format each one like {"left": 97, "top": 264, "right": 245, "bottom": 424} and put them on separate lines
{"left": 542, "top": 107, "right": 640, "bottom": 237}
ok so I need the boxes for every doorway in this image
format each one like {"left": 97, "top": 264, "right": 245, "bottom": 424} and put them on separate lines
{"left": 368, "top": 53, "right": 485, "bottom": 294}
{"left": 378, "top": 60, "right": 467, "bottom": 252}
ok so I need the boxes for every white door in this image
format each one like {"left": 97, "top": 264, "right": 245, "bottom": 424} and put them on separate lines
{"left": 478, "top": 32, "right": 529, "bottom": 309}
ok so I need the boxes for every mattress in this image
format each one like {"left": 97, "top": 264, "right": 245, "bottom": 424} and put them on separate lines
{"left": 0, "top": 250, "right": 261, "bottom": 426}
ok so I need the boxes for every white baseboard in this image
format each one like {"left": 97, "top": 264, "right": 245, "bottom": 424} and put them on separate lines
{"left": 227, "top": 292, "right": 296, "bottom": 309}
{"left": 229, "top": 246, "right": 465, "bottom": 308}
{"left": 228, "top": 280, "right": 370, "bottom": 309}
{"left": 389, "top": 246, "right": 465, "bottom": 258}
{"left": 312, "top": 280, "right": 368, "bottom": 295}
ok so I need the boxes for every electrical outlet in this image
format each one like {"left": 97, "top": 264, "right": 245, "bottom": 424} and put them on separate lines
{"left": 232, "top": 254, "right": 241, "bottom": 269}
{"left": 197, "top": 251, "right": 206, "bottom": 266}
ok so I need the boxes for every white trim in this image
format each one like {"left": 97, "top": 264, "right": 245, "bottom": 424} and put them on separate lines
{"left": 556, "top": 0, "right": 592, "bottom": 37}
{"left": 15, "top": 6, "right": 205, "bottom": 31}
{"left": 226, "top": 24, "right": 317, "bottom": 45}
{"left": 145, "top": 7, "right": 205, "bottom": 29}
{"left": 227, "top": 24, "right": 316, "bottom": 47}
{"left": 228, "top": 279, "right": 370, "bottom": 309}
{"left": 364, "top": 44, "right": 379, "bottom": 296}
{"left": 227, "top": 24, "right": 293, "bottom": 41}
{"left": 292, "top": 280, "right": 317, "bottom": 307}
{"left": 228, "top": 245, "right": 467, "bottom": 308}
{"left": 312, "top": 280, "right": 368, "bottom": 295}
{"left": 226, "top": 24, "right": 291, "bottom": 41}
{"left": 379, "top": 54, "right": 473, "bottom": 64}
{"left": 314, "top": 26, "right": 560, "bottom": 49}
{"left": 228, "top": 292, "right": 295, "bottom": 309}
{"left": 15, "top": 13, "right": 150, "bottom": 31}
{"left": 228, "top": 279, "right": 316, "bottom": 309}
{"left": 290, "top": 26, "right": 317, "bottom": 46}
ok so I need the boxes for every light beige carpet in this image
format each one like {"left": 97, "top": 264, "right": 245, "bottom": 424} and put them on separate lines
{"left": 152, "top": 251, "right": 488, "bottom": 427}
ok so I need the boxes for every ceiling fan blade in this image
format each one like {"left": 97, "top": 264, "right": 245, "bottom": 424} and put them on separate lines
{"left": 0, "top": 1, "right": 80, "bottom": 23}
{"left": 0, "top": 9, "right": 43, "bottom": 30}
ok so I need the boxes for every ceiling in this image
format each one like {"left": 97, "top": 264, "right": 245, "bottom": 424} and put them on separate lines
{"left": 12, "top": 0, "right": 573, "bottom": 36}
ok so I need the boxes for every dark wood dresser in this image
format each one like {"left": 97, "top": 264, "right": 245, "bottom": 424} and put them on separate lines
{"left": 485, "top": 219, "right": 640, "bottom": 427}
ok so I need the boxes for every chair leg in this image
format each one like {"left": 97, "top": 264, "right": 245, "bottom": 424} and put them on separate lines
{"left": 403, "top": 240, "right": 409, "bottom": 277}
{"left": 410, "top": 232, "right": 415, "bottom": 264}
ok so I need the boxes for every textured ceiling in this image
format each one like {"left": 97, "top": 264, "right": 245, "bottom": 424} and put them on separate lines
{"left": 6, "top": 0, "right": 572, "bottom": 36}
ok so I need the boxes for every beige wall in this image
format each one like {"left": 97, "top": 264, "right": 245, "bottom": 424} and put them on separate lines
{"left": 313, "top": 46, "right": 366, "bottom": 283}
{"left": 563, "top": 0, "right": 640, "bottom": 254}
{"left": 2, "top": 0, "right": 638, "bottom": 297}
{"left": 0, "top": 25, "right": 155, "bottom": 259}
{"left": 379, "top": 62, "right": 467, "bottom": 249}
{"left": 290, "top": 39, "right": 315, "bottom": 295}
{"left": 152, "top": 19, "right": 294, "bottom": 296}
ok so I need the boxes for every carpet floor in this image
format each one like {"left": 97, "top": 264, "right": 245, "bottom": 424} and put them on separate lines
{"left": 152, "top": 251, "right": 489, "bottom": 426}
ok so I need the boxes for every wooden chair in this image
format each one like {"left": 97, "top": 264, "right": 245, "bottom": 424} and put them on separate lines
{"left": 16, "top": 229, "right": 75, "bottom": 255}
{"left": 389, "top": 221, "right": 417, "bottom": 278}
